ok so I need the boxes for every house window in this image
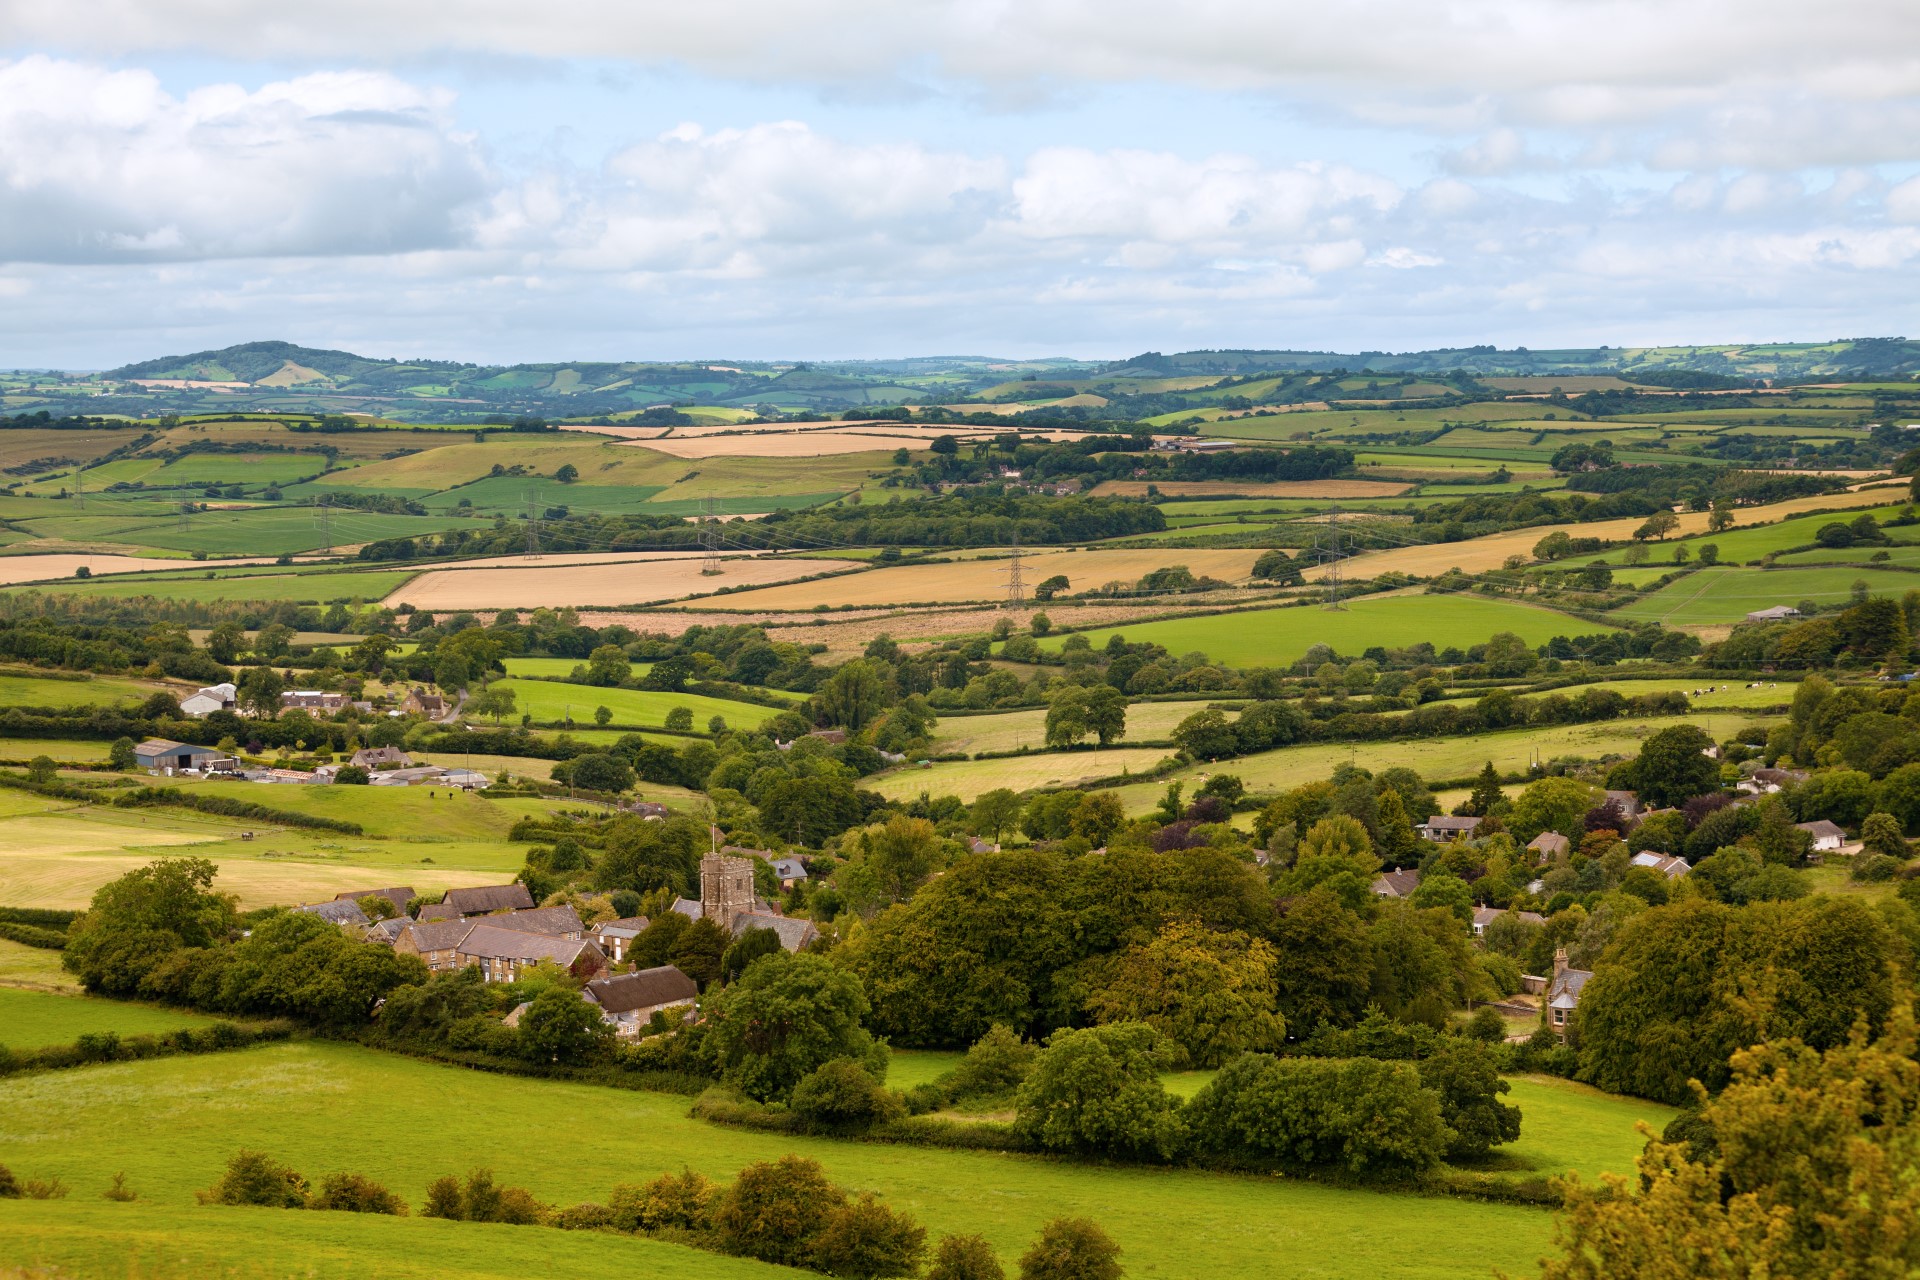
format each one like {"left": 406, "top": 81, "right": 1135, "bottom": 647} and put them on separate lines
{"left": 1552, "top": 1008, "right": 1566, "bottom": 1026}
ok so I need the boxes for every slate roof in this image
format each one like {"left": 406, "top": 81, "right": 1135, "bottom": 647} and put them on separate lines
{"left": 585, "top": 965, "right": 699, "bottom": 1014}
{"left": 590, "top": 916, "right": 650, "bottom": 941}
{"left": 1547, "top": 966, "right": 1593, "bottom": 1009}
{"left": 350, "top": 746, "right": 411, "bottom": 769}
{"left": 730, "top": 912, "right": 818, "bottom": 951}
{"left": 455, "top": 924, "right": 604, "bottom": 967}
{"left": 1796, "top": 819, "right": 1847, "bottom": 842}
{"left": 1370, "top": 869, "right": 1422, "bottom": 898}
{"left": 669, "top": 897, "right": 703, "bottom": 921}
{"left": 416, "top": 901, "right": 463, "bottom": 922}
{"left": 1472, "top": 906, "right": 1546, "bottom": 932}
{"left": 398, "top": 919, "right": 475, "bottom": 952}
{"left": 770, "top": 858, "right": 809, "bottom": 882}
{"left": 1630, "top": 851, "right": 1692, "bottom": 878}
{"left": 481, "top": 905, "right": 583, "bottom": 937}
{"left": 296, "top": 899, "right": 370, "bottom": 927}
{"left": 334, "top": 886, "right": 415, "bottom": 918}
{"left": 1423, "top": 815, "right": 1482, "bottom": 833}
{"left": 443, "top": 884, "right": 536, "bottom": 914}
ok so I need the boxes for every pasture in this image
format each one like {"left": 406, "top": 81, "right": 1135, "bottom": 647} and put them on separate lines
{"left": 0, "top": 672, "right": 167, "bottom": 709}
{"left": 1025, "top": 596, "right": 1607, "bottom": 667}
{"left": 0, "top": 937, "right": 78, "bottom": 992}
{"left": 1610, "top": 565, "right": 1920, "bottom": 626}
{"left": 0, "top": 1040, "right": 1559, "bottom": 1279}
{"left": 491, "top": 678, "right": 785, "bottom": 730}
{"left": 0, "top": 988, "right": 223, "bottom": 1050}
{"left": 930, "top": 699, "right": 1213, "bottom": 755}
{"left": 868, "top": 747, "right": 1174, "bottom": 803}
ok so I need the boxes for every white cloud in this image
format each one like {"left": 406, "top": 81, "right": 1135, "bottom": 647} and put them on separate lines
{"left": 0, "top": 56, "right": 487, "bottom": 262}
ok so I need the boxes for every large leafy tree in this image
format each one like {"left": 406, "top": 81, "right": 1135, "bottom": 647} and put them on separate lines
{"left": 1080, "top": 922, "right": 1285, "bottom": 1067}
{"left": 703, "top": 952, "right": 884, "bottom": 1101}
{"left": 1627, "top": 724, "right": 1722, "bottom": 809}
{"left": 1013, "top": 1023, "right": 1185, "bottom": 1160}
{"left": 65, "top": 858, "right": 238, "bottom": 994}
{"left": 1540, "top": 1011, "right": 1920, "bottom": 1279}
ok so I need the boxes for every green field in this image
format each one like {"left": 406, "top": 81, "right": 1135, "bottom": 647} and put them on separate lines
{"left": 931, "top": 700, "right": 1212, "bottom": 755}
{"left": 1025, "top": 596, "right": 1610, "bottom": 667}
{"left": 0, "top": 1040, "right": 1559, "bottom": 1280}
{"left": 501, "top": 656, "right": 654, "bottom": 679}
{"left": 1611, "top": 566, "right": 1920, "bottom": 626}
{"left": 1592, "top": 503, "right": 1914, "bottom": 566}
{"left": 0, "top": 936, "right": 78, "bottom": 991}
{"left": 493, "top": 679, "right": 787, "bottom": 731}
{"left": 21, "top": 566, "right": 420, "bottom": 604}
{"left": 14, "top": 506, "right": 476, "bottom": 557}
{"left": 0, "top": 672, "right": 165, "bottom": 709}
{"left": 0, "top": 987, "right": 224, "bottom": 1049}
{"left": 870, "top": 747, "right": 1176, "bottom": 803}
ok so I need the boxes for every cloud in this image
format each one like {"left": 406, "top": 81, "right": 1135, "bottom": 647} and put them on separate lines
{"left": 0, "top": 56, "right": 488, "bottom": 262}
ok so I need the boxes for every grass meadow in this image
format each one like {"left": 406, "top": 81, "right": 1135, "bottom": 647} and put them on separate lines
{"left": 1611, "top": 565, "right": 1920, "bottom": 626}
{"left": 0, "top": 1039, "right": 1562, "bottom": 1280}
{"left": 0, "top": 672, "right": 164, "bottom": 709}
{"left": 492, "top": 678, "right": 784, "bottom": 730}
{"left": 1026, "top": 596, "right": 1605, "bottom": 667}
{"left": 0, "top": 987, "right": 222, "bottom": 1049}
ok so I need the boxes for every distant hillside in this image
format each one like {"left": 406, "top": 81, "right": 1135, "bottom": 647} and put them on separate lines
{"left": 1102, "top": 339, "right": 1920, "bottom": 380}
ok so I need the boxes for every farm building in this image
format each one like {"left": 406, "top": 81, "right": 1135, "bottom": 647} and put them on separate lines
{"left": 443, "top": 884, "right": 536, "bottom": 914}
{"left": 281, "top": 690, "right": 349, "bottom": 711}
{"left": 179, "top": 682, "right": 236, "bottom": 718}
{"left": 134, "top": 739, "right": 221, "bottom": 773}
{"left": 1745, "top": 605, "right": 1802, "bottom": 622}
{"left": 584, "top": 966, "right": 699, "bottom": 1038}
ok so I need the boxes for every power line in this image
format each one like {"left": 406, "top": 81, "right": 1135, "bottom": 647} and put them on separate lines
{"left": 524, "top": 487, "right": 539, "bottom": 558}
{"left": 1006, "top": 526, "right": 1025, "bottom": 610}
{"left": 701, "top": 496, "right": 722, "bottom": 575}
{"left": 318, "top": 496, "right": 332, "bottom": 554}
{"left": 1321, "top": 503, "right": 1345, "bottom": 611}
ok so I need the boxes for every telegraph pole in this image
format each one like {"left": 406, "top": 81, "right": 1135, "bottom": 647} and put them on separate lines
{"left": 1322, "top": 504, "right": 1346, "bottom": 611}
{"left": 1006, "top": 527, "right": 1025, "bottom": 610}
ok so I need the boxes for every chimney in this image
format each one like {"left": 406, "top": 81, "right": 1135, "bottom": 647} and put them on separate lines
{"left": 1553, "top": 947, "right": 1568, "bottom": 980}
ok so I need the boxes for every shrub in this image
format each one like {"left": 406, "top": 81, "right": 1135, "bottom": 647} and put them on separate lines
{"left": 442, "top": 1168, "right": 548, "bottom": 1225}
{"left": 310, "top": 1171, "right": 408, "bottom": 1215}
{"left": 1185, "top": 1054, "right": 1451, "bottom": 1175}
{"left": 198, "top": 1150, "right": 309, "bottom": 1208}
{"left": 1467, "top": 1006, "right": 1508, "bottom": 1044}
{"left": 0, "top": 1165, "right": 17, "bottom": 1198}
{"left": 791, "top": 1059, "right": 905, "bottom": 1133}
{"left": 1415, "top": 1043, "right": 1523, "bottom": 1160}
{"left": 930, "top": 1234, "right": 1007, "bottom": 1280}
{"left": 552, "top": 1202, "right": 615, "bottom": 1230}
{"left": 808, "top": 1191, "right": 928, "bottom": 1279}
{"left": 947, "top": 1024, "right": 1038, "bottom": 1100}
{"left": 1852, "top": 853, "right": 1901, "bottom": 883}
{"left": 1017, "top": 1218, "right": 1123, "bottom": 1280}
{"left": 713, "top": 1155, "right": 847, "bottom": 1266}
{"left": 103, "top": 1172, "right": 136, "bottom": 1202}
{"left": 22, "top": 1177, "right": 68, "bottom": 1200}
{"left": 421, "top": 1175, "right": 463, "bottom": 1219}
{"left": 608, "top": 1167, "right": 717, "bottom": 1233}
{"left": 1013, "top": 1024, "right": 1185, "bottom": 1161}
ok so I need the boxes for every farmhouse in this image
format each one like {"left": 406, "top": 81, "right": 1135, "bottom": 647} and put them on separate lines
{"left": 584, "top": 965, "right": 698, "bottom": 1038}
{"left": 402, "top": 687, "right": 448, "bottom": 718}
{"left": 134, "top": 739, "right": 221, "bottom": 773}
{"left": 1369, "top": 868, "right": 1422, "bottom": 898}
{"left": 1418, "top": 815, "right": 1481, "bottom": 842}
{"left": 442, "top": 884, "right": 536, "bottom": 915}
{"left": 1795, "top": 819, "right": 1848, "bottom": 853}
{"left": 334, "top": 887, "right": 414, "bottom": 919}
{"left": 391, "top": 919, "right": 473, "bottom": 972}
{"left": 1745, "top": 605, "right": 1802, "bottom": 622}
{"left": 281, "top": 690, "right": 348, "bottom": 712}
{"left": 1545, "top": 947, "right": 1592, "bottom": 1040}
{"left": 1526, "top": 831, "right": 1570, "bottom": 860}
{"left": 588, "top": 916, "right": 650, "bottom": 964}
{"left": 1741, "top": 766, "right": 1807, "bottom": 795}
{"left": 349, "top": 746, "right": 411, "bottom": 770}
{"left": 179, "top": 682, "right": 237, "bottom": 718}
{"left": 454, "top": 924, "right": 605, "bottom": 983}
{"left": 1630, "top": 851, "right": 1692, "bottom": 879}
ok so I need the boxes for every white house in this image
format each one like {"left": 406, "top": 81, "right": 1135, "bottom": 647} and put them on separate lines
{"left": 1795, "top": 819, "right": 1847, "bottom": 853}
{"left": 1629, "top": 851, "right": 1691, "bottom": 879}
{"left": 180, "top": 682, "right": 236, "bottom": 718}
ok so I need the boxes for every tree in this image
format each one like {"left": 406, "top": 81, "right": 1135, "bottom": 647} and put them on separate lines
{"left": 703, "top": 953, "right": 884, "bottom": 1101}
{"left": 1410, "top": 873, "right": 1473, "bottom": 923}
{"left": 1533, "top": 531, "right": 1574, "bottom": 561}
{"left": 1013, "top": 1023, "right": 1184, "bottom": 1160}
{"left": 108, "top": 737, "right": 138, "bottom": 771}
{"left": 1185, "top": 1053, "right": 1451, "bottom": 1174}
{"left": 1708, "top": 500, "right": 1735, "bottom": 533}
{"left": 1697, "top": 542, "right": 1720, "bottom": 565}
{"left": 790, "top": 1059, "right": 899, "bottom": 1132}
{"left": 1172, "top": 709, "right": 1237, "bottom": 761}
{"left": 971, "top": 789, "right": 1022, "bottom": 843}
{"left": 1628, "top": 724, "right": 1721, "bottom": 809}
{"left": 854, "top": 814, "right": 943, "bottom": 903}
{"left": 467, "top": 684, "right": 516, "bottom": 726}
{"left": 1540, "top": 1011, "right": 1920, "bottom": 1280}
{"left": 238, "top": 665, "right": 285, "bottom": 717}
{"left": 1862, "top": 811, "right": 1908, "bottom": 859}
{"left": 1044, "top": 688, "right": 1091, "bottom": 749}
{"left": 1415, "top": 1043, "right": 1521, "bottom": 1159}
{"left": 664, "top": 706, "right": 694, "bottom": 732}
{"left": 929, "top": 1234, "right": 1006, "bottom": 1280}
{"left": 1635, "top": 510, "right": 1681, "bottom": 541}
{"left": 64, "top": 857, "right": 238, "bottom": 995}
{"left": 1082, "top": 924, "right": 1285, "bottom": 1067}
{"left": 198, "top": 1150, "right": 307, "bottom": 1208}
{"left": 1511, "top": 776, "right": 1601, "bottom": 844}
{"left": 335, "top": 764, "right": 370, "bottom": 785}
{"left": 205, "top": 621, "right": 245, "bottom": 665}
{"left": 1082, "top": 686, "right": 1127, "bottom": 746}
{"left": 594, "top": 705, "right": 613, "bottom": 727}
{"left": 1465, "top": 762, "right": 1503, "bottom": 817}
{"left": 816, "top": 659, "right": 889, "bottom": 731}
{"left": 714, "top": 1156, "right": 848, "bottom": 1266}
{"left": 1033, "top": 575, "right": 1071, "bottom": 601}
{"left": 1018, "top": 1219, "right": 1122, "bottom": 1280}
{"left": 26, "top": 755, "right": 56, "bottom": 784}
{"left": 947, "top": 1025, "right": 1039, "bottom": 1099}
{"left": 555, "top": 463, "right": 579, "bottom": 483}
{"left": 810, "top": 1193, "right": 927, "bottom": 1279}
{"left": 585, "top": 645, "right": 630, "bottom": 687}
{"left": 568, "top": 753, "right": 634, "bottom": 794}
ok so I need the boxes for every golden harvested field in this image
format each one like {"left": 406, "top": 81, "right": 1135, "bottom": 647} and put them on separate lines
{"left": 410, "top": 549, "right": 718, "bottom": 572}
{"left": 1092, "top": 479, "right": 1413, "bottom": 499}
{"left": 0, "top": 553, "right": 282, "bottom": 582}
{"left": 1314, "top": 486, "right": 1910, "bottom": 579}
{"left": 868, "top": 746, "right": 1173, "bottom": 803}
{"left": 386, "top": 553, "right": 847, "bottom": 610}
{"left": 704, "top": 548, "right": 1268, "bottom": 610}
{"left": 636, "top": 431, "right": 936, "bottom": 459}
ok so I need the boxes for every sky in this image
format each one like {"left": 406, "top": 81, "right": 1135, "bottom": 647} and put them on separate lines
{"left": 4, "top": 1, "right": 1920, "bottom": 366}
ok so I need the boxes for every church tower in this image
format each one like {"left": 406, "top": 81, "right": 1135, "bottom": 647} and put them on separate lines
{"left": 700, "top": 853, "right": 756, "bottom": 927}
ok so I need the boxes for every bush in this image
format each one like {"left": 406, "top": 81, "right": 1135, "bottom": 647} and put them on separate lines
{"left": 930, "top": 1234, "right": 1007, "bottom": 1280}
{"left": 809, "top": 1191, "right": 928, "bottom": 1279}
{"left": 946, "top": 1024, "right": 1038, "bottom": 1100}
{"left": 1013, "top": 1024, "right": 1184, "bottom": 1161}
{"left": 1017, "top": 1218, "right": 1123, "bottom": 1280}
{"left": 422, "top": 1175, "right": 463, "bottom": 1219}
{"left": 553, "top": 1202, "right": 616, "bottom": 1231}
{"left": 198, "top": 1150, "right": 309, "bottom": 1208}
{"left": 1466, "top": 1006, "right": 1508, "bottom": 1044}
{"left": 1415, "top": 1043, "right": 1523, "bottom": 1160}
{"left": 713, "top": 1155, "right": 847, "bottom": 1266}
{"left": 418, "top": 1168, "right": 547, "bottom": 1224}
{"left": 0, "top": 1165, "right": 18, "bottom": 1198}
{"left": 334, "top": 765, "right": 370, "bottom": 785}
{"left": 1185, "top": 1053, "right": 1451, "bottom": 1175}
{"left": 22, "top": 1176, "right": 67, "bottom": 1200}
{"left": 607, "top": 1167, "right": 717, "bottom": 1233}
{"left": 791, "top": 1059, "right": 905, "bottom": 1133}
{"left": 310, "top": 1171, "right": 408, "bottom": 1215}
{"left": 102, "top": 1172, "right": 136, "bottom": 1202}
{"left": 1851, "top": 853, "right": 1901, "bottom": 883}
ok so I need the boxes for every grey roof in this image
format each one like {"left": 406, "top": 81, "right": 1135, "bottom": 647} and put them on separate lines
{"left": 481, "top": 905, "right": 583, "bottom": 937}
{"left": 1547, "top": 967, "right": 1593, "bottom": 1008}
{"left": 398, "top": 919, "right": 475, "bottom": 952}
{"left": 368, "top": 916, "right": 415, "bottom": 943}
{"left": 1423, "top": 815, "right": 1482, "bottom": 831}
{"left": 669, "top": 897, "right": 703, "bottom": 920}
{"left": 454, "top": 924, "right": 604, "bottom": 967}
{"left": 1796, "top": 819, "right": 1847, "bottom": 841}
{"left": 1473, "top": 907, "right": 1545, "bottom": 930}
{"left": 296, "top": 899, "right": 370, "bottom": 927}
{"left": 585, "top": 965, "right": 698, "bottom": 1014}
{"left": 590, "top": 916, "right": 650, "bottom": 941}
{"left": 350, "top": 746, "right": 411, "bottom": 768}
{"left": 334, "top": 887, "right": 415, "bottom": 917}
{"left": 1371, "top": 869, "right": 1422, "bottom": 898}
{"left": 1631, "top": 851, "right": 1692, "bottom": 878}
{"left": 416, "top": 901, "right": 463, "bottom": 922}
{"left": 443, "top": 884, "right": 536, "bottom": 914}
{"left": 730, "top": 912, "right": 817, "bottom": 951}
{"left": 770, "top": 858, "right": 808, "bottom": 881}
{"left": 1527, "top": 831, "right": 1570, "bottom": 854}
{"left": 1747, "top": 605, "right": 1801, "bottom": 620}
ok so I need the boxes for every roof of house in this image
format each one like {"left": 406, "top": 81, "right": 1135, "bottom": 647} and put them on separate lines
{"left": 454, "top": 924, "right": 604, "bottom": 967}
{"left": 333, "top": 886, "right": 415, "bottom": 917}
{"left": 397, "top": 918, "right": 475, "bottom": 952}
{"left": 584, "top": 965, "right": 699, "bottom": 1014}
{"left": 1753, "top": 767, "right": 1807, "bottom": 784}
{"left": 1547, "top": 967, "right": 1592, "bottom": 1009}
{"left": 669, "top": 897, "right": 703, "bottom": 921}
{"left": 589, "top": 916, "right": 649, "bottom": 940}
{"left": 1473, "top": 907, "right": 1546, "bottom": 930}
{"left": 416, "top": 901, "right": 463, "bottom": 922}
{"left": 367, "top": 916, "right": 415, "bottom": 943}
{"left": 350, "top": 746, "right": 411, "bottom": 768}
{"left": 1605, "top": 789, "right": 1641, "bottom": 809}
{"left": 1747, "top": 605, "right": 1801, "bottom": 620}
{"left": 481, "top": 904, "right": 584, "bottom": 937}
{"left": 1370, "top": 868, "right": 1422, "bottom": 898}
{"left": 1527, "top": 831, "right": 1570, "bottom": 853}
{"left": 1796, "top": 819, "right": 1847, "bottom": 841}
{"left": 1423, "top": 815, "right": 1482, "bottom": 831}
{"left": 731, "top": 912, "right": 818, "bottom": 951}
{"left": 296, "top": 899, "right": 370, "bottom": 927}
{"left": 1630, "top": 851, "right": 1692, "bottom": 878}
{"left": 770, "top": 858, "right": 808, "bottom": 881}
{"left": 443, "top": 884, "right": 536, "bottom": 914}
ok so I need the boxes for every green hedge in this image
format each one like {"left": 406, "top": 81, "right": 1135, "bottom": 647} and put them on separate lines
{"left": 0, "top": 1020, "right": 295, "bottom": 1076}
{"left": 111, "top": 787, "right": 363, "bottom": 834}
{"left": 0, "top": 922, "right": 65, "bottom": 950}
